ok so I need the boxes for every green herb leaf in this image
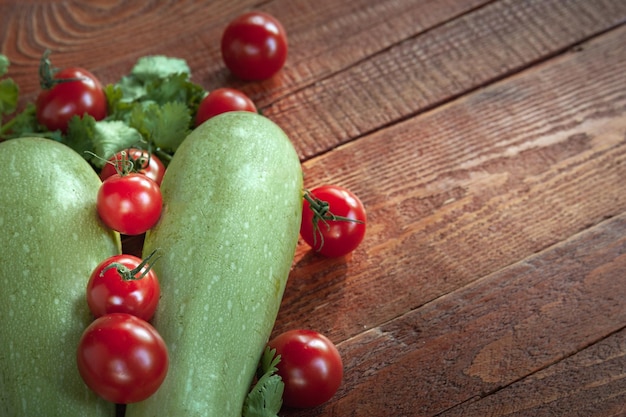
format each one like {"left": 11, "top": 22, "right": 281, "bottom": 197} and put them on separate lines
{"left": 64, "top": 115, "right": 97, "bottom": 158}
{"left": 104, "top": 83, "right": 133, "bottom": 121}
{"left": 0, "top": 54, "right": 19, "bottom": 117}
{"left": 0, "top": 54, "right": 9, "bottom": 76}
{"left": 0, "top": 78, "right": 19, "bottom": 116}
{"left": 144, "top": 72, "right": 205, "bottom": 108}
{"left": 130, "top": 55, "right": 191, "bottom": 81}
{"left": 129, "top": 101, "right": 190, "bottom": 152}
{"left": 0, "top": 104, "right": 44, "bottom": 140}
{"left": 65, "top": 115, "right": 143, "bottom": 167}
{"left": 243, "top": 347, "right": 284, "bottom": 417}
{"left": 92, "top": 120, "right": 144, "bottom": 166}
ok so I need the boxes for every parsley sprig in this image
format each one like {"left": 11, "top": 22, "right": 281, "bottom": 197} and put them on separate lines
{"left": 243, "top": 346, "right": 284, "bottom": 417}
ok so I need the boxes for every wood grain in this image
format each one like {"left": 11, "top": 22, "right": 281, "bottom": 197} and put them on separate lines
{"left": 281, "top": 212, "right": 626, "bottom": 416}
{"left": 273, "top": 26, "right": 626, "bottom": 345}
{"left": 0, "top": 0, "right": 488, "bottom": 105}
{"left": 1, "top": 1, "right": 625, "bottom": 416}
{"left": 441, "top": 329, "right": 626, "bottom": 416}
{"left": 265, "top": 0, "right": 626, "bottom": 159}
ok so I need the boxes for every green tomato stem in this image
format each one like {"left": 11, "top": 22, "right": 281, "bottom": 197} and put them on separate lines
{"left": 100, "top": 249, "right": 160, "bottom": 281}
{"left": 38, "top": 49, "right": 84, "bottom": 90}
{"left": 303, "top": 189, "right": 364, "bottom": 251}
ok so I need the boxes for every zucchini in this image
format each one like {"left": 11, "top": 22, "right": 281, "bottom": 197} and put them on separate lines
{"left": 126, "top": 112, "right": 302, "bottom": 416}
{"left": 0, "top": 138, "right": 120, "bottom": 416}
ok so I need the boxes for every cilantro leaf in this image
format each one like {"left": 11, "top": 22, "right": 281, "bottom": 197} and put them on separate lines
{"left": 65, "top": 115, "right": 144, "bottom": 167}
{"left": 144, "top": 72, "right": 205, "bottom": 108}
{"left": 64, "top": 115, "right": 97, "bottom": 157}
{"left": 242, "top": 347, "right": 284, "bottom": 417}
{"left": 130, "top": 55, "right": 191, "bottom": 81}
{"left": 114, "top": 56, "right": 193, "bottom": 103}
{"left": 105, "top": 55, "right": 205, "bottom": 156}
{"left": 92, "top": 120, "right": 144, "bottom": 166}
{"left": 0, "top": 104, "right": 45, "bottom": 139}
{"left": 104, "top": 83, "right": 134, "bottom": 121}
{"left": 0, "top": 54, "right": 9, "bottom": 77}
{"left": 0, "top": 54, "right": 19, "bottom": 118}
{"left": 0, "top": 78, "right": 19, "bottom": 115}
{"left": 129, "top": 101, "right": 190, "bottom": 152}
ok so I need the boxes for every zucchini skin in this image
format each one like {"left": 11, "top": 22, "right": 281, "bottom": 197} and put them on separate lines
{"left": 0, "top": 138, "right": 120, "bottom": 417}
{"left": 127, "top": 112, "right": 303, "bottom": 416}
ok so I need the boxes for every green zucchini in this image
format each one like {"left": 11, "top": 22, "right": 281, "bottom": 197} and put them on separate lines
{"left": 126, "top": 112, "right": 303, "bottom": 416}
{"left": 0, "top": 138, "right": 120, "bottom": 416}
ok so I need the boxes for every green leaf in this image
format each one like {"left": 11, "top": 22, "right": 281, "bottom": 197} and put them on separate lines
{"left": 129, "top": 101, "right": 190, "bottom": 152}
{"left": 0, "top": 54, "right": 9, "bottom": 77}
{"left": 115, "top": 74, "right": 148, "bottom": 103}
{"left": 104, "top": 83, "right": 133, "bottom": 121}
{"left": 64, "top": 115, "right": 98, "bottom": 158}
{"left": 0, "top": 78, "right": 19, "bottom": 116}
{"left": 65, "top": 115, "right": 143, "bottom": 167}
{"left": 144, "top": 72, "right": 205, "bottom": 107}
{"left": 242, "top": 347, "right": 284, "bottom": 417}
{"left": 130, "top": 55, "right": 191, "bottom": 81}
{"left": 0, "top": 104, "right": 42, "bottom": 139}
{"left": 92, "top": 120, "right": 144, "bottom": 166}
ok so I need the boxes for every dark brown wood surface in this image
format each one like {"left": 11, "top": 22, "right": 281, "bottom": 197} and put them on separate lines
{"left": 2, "top": 0, "right": 625, "bottom": 416}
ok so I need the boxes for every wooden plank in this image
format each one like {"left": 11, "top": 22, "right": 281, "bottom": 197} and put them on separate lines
{"left": 440, "top": 329, "right": 626, "bottom": 416}
{"left": 272, "top": 26, "right": 626, "bottom": 343}
{"left": 264, "top": 0, "right": 626, "bottom": 159}
{"left": 2, "top": 1, "right": 624, "bottom": 157}
{"left": 281, "top": 212, "right": 626, "bottom": 416}
{"left": 0, "top": 0, "right": 256, "bottom": 78}
{"left": 0, "top": 0, "right": 488, "bottom": 101}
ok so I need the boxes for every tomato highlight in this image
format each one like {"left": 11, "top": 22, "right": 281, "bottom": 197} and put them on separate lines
{"left": 86, "top": 251, "right": 161, "bottom": 321}
{"left": 221, "top": 11, "right": 288, "bottom": 80}
{"left": 97, "top": 173, "right": 163, "bottom": 236}
{"left": 269, "top": 329, "right": 343, "bottom": 408}
{"left": 76, "top": 313, "right": 169, "bottom": 404}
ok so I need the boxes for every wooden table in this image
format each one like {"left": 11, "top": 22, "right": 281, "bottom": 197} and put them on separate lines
{"left": 2, "top": 0, "right": 625, "bottom": 415}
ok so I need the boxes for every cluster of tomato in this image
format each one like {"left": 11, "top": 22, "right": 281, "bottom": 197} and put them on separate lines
{"left": 73, "top": 146, "right": 170, "bottom": 405}
{"left": 35, "top": 8, "right": 367, "bottom": 411}
{"left": 76, "top": 252, "right": 168, "bottom": 404}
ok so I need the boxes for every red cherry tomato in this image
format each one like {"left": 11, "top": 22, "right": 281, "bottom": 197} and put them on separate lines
{"left": 100, "top": 149, "right": 166, "bottom": 186}
{"left": 36, "top": 67, "right": 107, "bottom": 133}
{"left": 97, "top": 173, "right": 162, "bottom": 236}
{"left": 86, "top": 252, "right": 160, "bottom": 321}
{"left": 300, "top": 185, "right": 366, "bottom": 257}
{"left": 221, "top": 11, "right": 288, "bottom": 80}
{"left": 195, "top": 88, "right": 257, "bottom": 126}
{"left": 76, "top": 313, "right": 169, "bottom": 404}
{"left": 268, "top": 329, "right": 343, "bottom": 408}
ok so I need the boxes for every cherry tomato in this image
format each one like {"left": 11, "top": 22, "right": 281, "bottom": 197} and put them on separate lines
{"left": 86, "top": 252, "right": 160, "bottom": 321}
{"left": 97, "top": 173, "right": 162, "bottom": 236}
{"left": 300, "top": 185, "right": 366, "bottom": 257}
{"left": 76, "top": 313, "right": 169, "bottom": 404}
{"left": 36, "top": 67, "right": 107, "bottom": 133}
{"left": 221, "top": 11, "right": 288, "bottom": 80}
{"left": 100, "top": 148, "right": 166, "bottom": 186}
{"left": 268, "top": 329, "right": 343, "bottom": 408}
{"left": 195, "top": 88, "right": 257, "bottom": 126}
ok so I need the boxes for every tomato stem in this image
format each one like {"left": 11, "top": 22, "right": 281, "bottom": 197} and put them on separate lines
{"left": 303, "top": 190, "right": 364, "bottom": 251}
{"left": 100, "top": 249, "right": 160, "bottom": 281}
{"left": 39, "top": 49, "right": 85, "bottom": 90}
